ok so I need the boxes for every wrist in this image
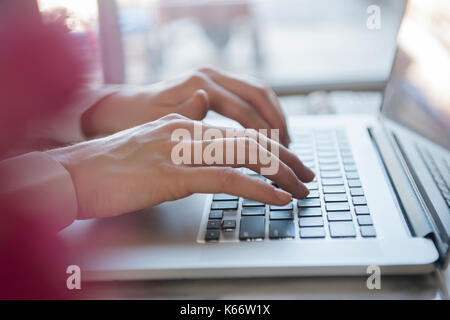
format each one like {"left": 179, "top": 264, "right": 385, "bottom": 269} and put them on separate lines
{"left": 46, "top": 144, "right": 92, "bottom": 218}
{"left": 81, "top": 88, "right": 152, "bottom": 137}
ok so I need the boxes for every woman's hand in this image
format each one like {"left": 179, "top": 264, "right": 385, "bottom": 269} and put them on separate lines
{"left": 82, "top": 67, "right": 291, "bottom": 146}
{"left": 49, "top": 114, "right": 313, "bottom": 220}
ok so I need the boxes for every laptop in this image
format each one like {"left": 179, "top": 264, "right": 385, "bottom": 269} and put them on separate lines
{"left": 60, "top": 2, "right": 450, "bottom": 280}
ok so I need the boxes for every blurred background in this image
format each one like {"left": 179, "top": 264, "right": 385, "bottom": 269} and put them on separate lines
{"left": 37, "top": 0, "right": 408, "bottom": 115}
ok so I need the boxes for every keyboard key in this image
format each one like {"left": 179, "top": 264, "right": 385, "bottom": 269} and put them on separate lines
{"left": 317, "top": 147, "right": 336, "bottom": 153}
{"left": 342, "top": 158, "right": 355, "bottom": 165}
{"left": 296, "top": 151, "right": 314, "bottom": 158}
{"left": 305, "top": 182, "right": 318, "bottom": 190}
{"left": 211, "top": 201, "right": 238, "bottom": 210}
{"left": 242, "top": 199, "right": 265, "bottom": 207}
{"left": 317, "top": 152, "right": 337, "bottom": 159}
{"left": 298, "top": 198, "right": 321, "bottom": 207}
{"left": 321, "top": 171, "right": 342, "bottom": 178}
{"left": 357, "top": 216, "right": 373, "bottom": 226}
{"left": 320, "top": 164, "right": 341, "bottom": 171}
{"left": 239, "top": 216, "right": 265, "bottom": 240}
{"left": 326, "top": 202, "right": 350, "bottom": 211}
{"left": 341, "top": 151, "right": 353, "bottom": 158}
{"left": 323, "top": 186, "right": 346, "bottom": 193}
{"left": 223, "top": 210, "right": 238, "bottom": 217}
{"left": 348, "top": 180, "right": 362, "bottom": 187}
{"left": 209, "top": 210, "right": 223, "bottom": 219}
{"left": 354, "top": 205, "right": 370, "bottom": 215}
{"left": 298, "top": 207, "right": 322, "bottom": 217}
{"left": 327, "top": 211, "right": 352, "bottom": 221}
{"left": 300, "top": 157, "right": 315, "bottom": 164}
{"left": 207, "top": 220, "right": 221, "bottom": 229}
{"left": 344, "top": 164, "right": 357, "bottom": 172}
{"left": 352, "top": 196, "right": 367, "bottom": 205}
{"left": 322, "top": 178, "right": 344, "bottom": 186}
{"left": 360, "top": 225, "right": 376, "bottom": 237}
{"left": 222, "top": 219, "right": 236, "bottom": 230}
{"left": 350, "top": 187, "right": 364, "bottom": 196}
{"left": 295, "top": 143, "right": 313, "bottom": 150}
{"left": 299, "top": 227, "right": 325, "bottom": 238}
{"left": 242, "top": 206, "right": 265, "bottom": 216}
{"left": 269, "top": 221, "right": 295, "bottom": 239}
{"left": 329, "top": 221, "right": 356, "bottom": 238}
{"left": 270, "top": 202, "right": 293, "bottom": 211}
{"left": 270, "top": 210, "right": 294, "bottom": 220}
{"left": 316, "top": 138, "right": 333, "bottom": 144}
{"left": 299, "top": 217, "right": 324, "bottom": 227}
{"left": 319, "top": 158, "right": 339, "bottom": 165}
{"left": 205, "top": 230, "right": 220, "bottom": 241}
{"left": 324, "top": 193, "right": 347, "bottom": 202}
{"left": 213, "top": 193, "right": 238, "bottom": 201}
{"left": 346, "top": 172, "right": 359, "bottom": 179}
{"left": 306, "top": 190, "right": 320, "bottom": 198}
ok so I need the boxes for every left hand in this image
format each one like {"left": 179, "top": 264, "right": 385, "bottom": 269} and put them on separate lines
{"left": 82, "top": 66, "right": 291, "bottom": 146}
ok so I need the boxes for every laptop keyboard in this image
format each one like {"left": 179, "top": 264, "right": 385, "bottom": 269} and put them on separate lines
{"left": 202, "top": 129, "right": 377, "bottom": 242}
{"left": 418, "top": 146, "right": 450, "bottom": 208}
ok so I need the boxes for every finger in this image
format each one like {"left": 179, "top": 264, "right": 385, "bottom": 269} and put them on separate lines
{"left": 245, "top": 128, "right": 315, "bottom": 182}
{"left": 174, "top": 89, "right": 210, "bottom": 120}
{"left": 182, "top": 138, "right": 309, "bottom": 199}
{"left": 204, "top": 81, "right": 274, "bottom": 136}
{"left": 195, "top": 124, "right": 315, "bottom": 182}
{"left": 184, "top": 167, "right": 292, "bottom": 205}
{"left": 200, "top": 67, "right": 291, "bottom": 146}
{"left": 175, "top": 121, "right": 315, "bottom": 183}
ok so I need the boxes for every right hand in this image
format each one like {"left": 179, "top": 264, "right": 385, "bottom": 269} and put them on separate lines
{"left": 48, "top": 114, "right": 314, "bottom": 220}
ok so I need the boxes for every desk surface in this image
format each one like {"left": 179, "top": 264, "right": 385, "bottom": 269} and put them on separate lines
{"left": 85, "top": 269, "right": 448, "bottom": 299}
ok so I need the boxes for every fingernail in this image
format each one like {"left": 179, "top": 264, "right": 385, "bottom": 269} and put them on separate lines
{"left": 298, "top": 180, "right": 310, "bottom": 198}
{"left": 283, "top": 135, "right": 291, "bottom": 147}
{"left": 275, "top": 188, "right": 291, "bottom": 203}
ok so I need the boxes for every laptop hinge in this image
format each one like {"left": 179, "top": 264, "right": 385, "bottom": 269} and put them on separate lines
{"left": 371, "top": 119, "right": 450, "bottom": 265}
{"left": 368, "top": 124, "right": 433, "bottom": 238}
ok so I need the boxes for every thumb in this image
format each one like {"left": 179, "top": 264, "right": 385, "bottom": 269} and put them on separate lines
{"left": 174, "top": 89, "right": 209, "bottom": 120}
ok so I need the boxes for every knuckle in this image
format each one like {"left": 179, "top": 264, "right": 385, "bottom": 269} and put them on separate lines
{"left": 246, "top": 128, "right": 259, "bottom": 138}
{"left": 220, "top": 167, "right": 238, "bottom": 186}
{"left": 163, "top": 118, "right": 191, "bottom": 131}
{"left": 244, "top": 136, "right": 259, "bottom": 153}
{"left": 188, "top": 71, "right": 209, "bottom": 86}
{"left": 161, "top": 113, "right": 185, "bottom": 121}
{"left": 197, "top": 65, "right": 216, "bottom": 75}
{"left": 241, "top": 106, "right": 256, "bottom": 118}
{"left": 255, "top": 82, "right": 271, "bottom": 96}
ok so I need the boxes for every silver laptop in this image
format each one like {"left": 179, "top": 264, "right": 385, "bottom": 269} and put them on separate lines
{"left": 60, "top": 4, "right": 450, "bottom": 281}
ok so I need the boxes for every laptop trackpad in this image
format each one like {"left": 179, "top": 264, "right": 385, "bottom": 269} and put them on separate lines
{"left": 60, "top": 194, "right": 207, "bottom": 250}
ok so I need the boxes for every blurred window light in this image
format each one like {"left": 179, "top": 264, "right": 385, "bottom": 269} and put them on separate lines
{"left": 38, "top": 0, "right": 98, "bottom": 20}
{"left": 37, "top": 0, "right": 408, "bottom": 93}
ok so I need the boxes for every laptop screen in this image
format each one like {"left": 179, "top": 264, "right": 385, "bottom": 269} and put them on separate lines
{"left": 381, "top": 0, "right": 450, "bottom": 150}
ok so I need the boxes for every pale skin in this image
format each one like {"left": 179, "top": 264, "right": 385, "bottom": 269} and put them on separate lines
{"left": 48, "top": 67, "right": 314, "bottom": 220}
